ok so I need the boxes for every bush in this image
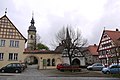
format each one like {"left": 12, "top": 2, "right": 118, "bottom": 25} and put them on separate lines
{"left": 111, "top": 74, "right": 120, "bottom": 78}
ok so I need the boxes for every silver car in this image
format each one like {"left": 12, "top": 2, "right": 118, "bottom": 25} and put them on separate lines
{"left": 87, "top": 63, "right": 105, "bottom": 71}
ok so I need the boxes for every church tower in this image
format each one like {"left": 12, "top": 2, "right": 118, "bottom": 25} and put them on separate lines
{"left": 66, "top": 27, "right": 72, "bottom": 47}
{"left": 27, "top": 15, "right": 36, "bottom": 50}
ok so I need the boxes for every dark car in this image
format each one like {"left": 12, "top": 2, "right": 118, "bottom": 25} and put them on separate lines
{"left": 87, "top": 63, "right": 105, "bottom": 71}
{"left": 0, "top": 63, "right": 23, "bottom": 73}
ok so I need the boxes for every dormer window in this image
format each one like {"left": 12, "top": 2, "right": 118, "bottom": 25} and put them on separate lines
{"left": 31, "top": 35, "right": 33, "bottom": 39}
{"left": 103, "top": 35, "right": 107, "bottom": 38}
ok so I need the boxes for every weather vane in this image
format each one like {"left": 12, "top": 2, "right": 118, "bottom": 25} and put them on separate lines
{"left": 32, "top": 11, "right": 34, "bottom": 18}
{"left": 5, "top": 8, "right": 7, "bottom": 15}
{"left": 104, "top": 27, "right": 106, "bottom": 30}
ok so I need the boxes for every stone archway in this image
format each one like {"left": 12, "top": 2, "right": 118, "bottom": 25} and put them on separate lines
{"left": 24, "top": 55, "right": 39, "bottom": 69}
{"left": 72, "top": 58, "right": 80, "bottom": 66}
{"left": 56, "top": 58, "right": 62, "bottom": 65}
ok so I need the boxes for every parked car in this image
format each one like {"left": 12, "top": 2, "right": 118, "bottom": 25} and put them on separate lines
{"left": 87, "top": 63, "right": 104, "bottom": 71}
{"left": 57, "top": 63, "right": 81, "bottom": 72}
{"left": 57, "top": 63, "right": 70, "bottom": 70}
{"left": 0, "top": 63, "right": 23, "bottom": 73}
{"left": 102, "top": 64, "right": 120, "bottom": 74}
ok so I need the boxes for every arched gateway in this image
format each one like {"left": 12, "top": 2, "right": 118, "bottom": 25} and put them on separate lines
{"left": 23, "top": 49, "right": 62, "bottom": 69}
{"left": 72, "top": 58, "right": 80, "bottom": 66}
{"left": 24, "top": 55, "right": 39, "bottom": 69}
{"left": 25, "top": 56, "right": 38, "bottom": 64}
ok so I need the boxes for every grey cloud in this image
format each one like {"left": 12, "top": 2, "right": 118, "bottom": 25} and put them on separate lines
{"left": 90, "top": 0, "right": 120, "bottom": 45}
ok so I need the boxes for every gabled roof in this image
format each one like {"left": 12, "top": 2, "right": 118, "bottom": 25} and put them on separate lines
{"left": 105, "top": 30, "right": 120, "bottom": 46}
{"left": 0, "top": 15, "right": 27, "bottom": 42}
{"left": 24, "top": 49, "right": 61, "bottom": 54}
{"left": 54, "top": 45, "right": 65, "bottom": 52}
{"left": 97, "top": 29, "right": 120, "bottom": 51}
{"left": 87, "top": 44, "right": 98, "bottom": 56}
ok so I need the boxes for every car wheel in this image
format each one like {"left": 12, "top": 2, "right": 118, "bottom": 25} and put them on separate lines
{"left": 1, "top": 69, "right": 4, "bottom": 73}
{"left": 106, "top": 71, "right": 110, "bottom": 74}
{"left": 60, "top": 69, "right": 64, "bottom": 72}
{"left": 88, "top": 68, "right": 92, "bottom": 70}
{"left": 15, "top": 70, "right": 19, "bottom": 73}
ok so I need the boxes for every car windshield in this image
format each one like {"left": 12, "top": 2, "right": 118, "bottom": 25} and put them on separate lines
{"left": 109, "top": 64, "right": 120, "bottom": 68}
{"left": 92, "top": 63, "right": 102, "bottom": 66}
{"left": 6, "top": 64, "right": 12, "bottom": 67}
{"left": 63, "top": 63, "right": 69, "bottom": 66}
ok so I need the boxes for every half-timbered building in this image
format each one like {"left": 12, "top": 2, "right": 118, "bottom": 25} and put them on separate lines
{"left": 0, "top": 13, "right": 62, "bottom": 69}
{"left": 0, "top": 14, "right": 27, "bottom": 68}
{"left": 97, "top": 29, "right": 120, "bottom": 66}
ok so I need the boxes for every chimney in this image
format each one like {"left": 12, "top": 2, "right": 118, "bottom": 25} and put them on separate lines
{"left": 116, "top": 28, "right": 119, "bottom": 31}
{"left": 59, "top": 43, "right": 61, "bottom": 46}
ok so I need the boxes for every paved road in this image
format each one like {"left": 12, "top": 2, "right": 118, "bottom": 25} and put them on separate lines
{"left": 0, "top": 65, "right": 119, "bottom": 80}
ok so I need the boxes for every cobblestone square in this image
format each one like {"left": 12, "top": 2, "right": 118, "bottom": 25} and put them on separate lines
{"left": 0, "top": 65, "right": 119, "bottom": 80}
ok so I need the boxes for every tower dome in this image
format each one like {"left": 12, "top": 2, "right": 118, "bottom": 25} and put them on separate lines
{"left": 28, "top": 17, "right": 36, "bottom": 31}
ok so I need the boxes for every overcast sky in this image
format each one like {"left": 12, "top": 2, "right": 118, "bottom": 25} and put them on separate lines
{"left": 0, "top": 0, "right": 120, "bottom": 50}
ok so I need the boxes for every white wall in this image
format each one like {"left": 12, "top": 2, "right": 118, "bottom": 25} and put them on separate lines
{"left": 62, "top": 57, "right": 85, "bottom": 66}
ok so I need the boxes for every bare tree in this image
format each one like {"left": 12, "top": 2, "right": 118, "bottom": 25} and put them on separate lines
{"left": 36, "top": 33, "right": 41, "bottom": 44}
{"left": 55, "top": 26, "right": 87, "bottom": 65}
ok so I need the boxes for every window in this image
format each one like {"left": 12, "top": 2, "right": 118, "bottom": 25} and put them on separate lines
{"left": 7, "top": 64, "right": 12, "bottom": 67}
{"left": 9, "top": 31, "right": 13, "bottom": 35}
{"left": 0, "top": 53, "right": 4, "bottom": 60}
{"left": 52, "top": 59, "right": 55, "bottom": 66}
{"left": 10, "top": 40, "right": 19, "bottom": 47}
{"left": 9, "top": 53, "right": 18, "bottom": 61}
{"left": 97, "top": 64, "right": 102, "bottom": 66}
{"left": 47, "top": 59, "right": 50, "bottom": 66}
{"left": 111, "top": 65, "right": 117, "bottom": 68}
{"left": 0, "top": 40, "right": 5, "bottom": 47}
{"left": 31, "top": 35, "right": 33, "bottom": 39}
{"left": 9, "top": 53, "right": 13, "bottom": 60}
{"left": 15, "top": 41, "right": 19, "bottom": 47}
{"left": 43, "top": 59, "right": 46, "bottom": 66}
{"left": 12, "top": 63, "right": 16, "bottom": 67}
{"left": 14, "top": 53, "right": 18, "bottom": 60}
{"left": 10, "top": 40, "right": 14, "bottom": 47}
{"left": 103, "top": 35, "right": 107, "bottom": 38}
{"left": 102, "top": 42, "right": 112, "bottom": 47}
{"left": 16, "top": 63, "right": 21, "bottom": 67}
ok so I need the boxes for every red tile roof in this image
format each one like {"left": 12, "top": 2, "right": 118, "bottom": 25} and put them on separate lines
{"left": 24, "top": 49, "right": 61, "bottom": 54}
{"left": 88, "top": 44, "right": 98, "bottom": 56}
{"left": 105, "top": 30, "right": 120, "bottom": 46}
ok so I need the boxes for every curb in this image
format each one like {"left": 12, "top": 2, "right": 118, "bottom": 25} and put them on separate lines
{"left": 0, "top": 73, "right": 21, "bottom": 76}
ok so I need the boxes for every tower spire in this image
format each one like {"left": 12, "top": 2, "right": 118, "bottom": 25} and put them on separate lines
{"left": 31, "top": 12, "right": 35, "bottom": 25}
{"left": 66, "top": 27, "right": 71, "bottom": 40}
{"left": 5, "top": 8, "right": 7, "bottom": 15}
{"left": 32, "top": 11, "right": 34, "bottom": 18}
